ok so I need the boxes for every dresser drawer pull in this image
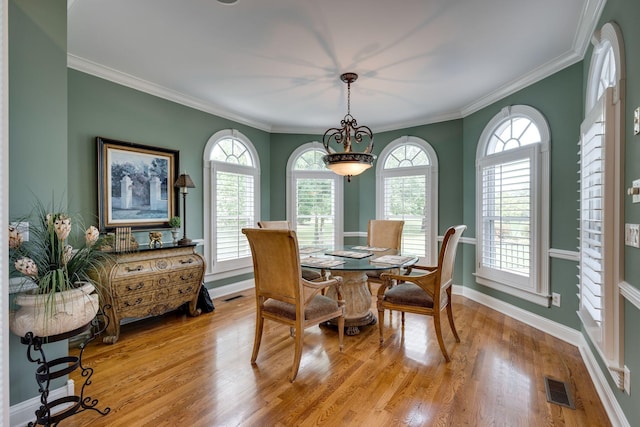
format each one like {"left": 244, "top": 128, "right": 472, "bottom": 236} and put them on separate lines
{"left": 179, "top": 286, "right": 194, "bottom": 294}
{"left": 180, "top": 258, "right": 194, "bottom": 264}
{"left": 124, "top": 298, "right": 143, "bottom": 307}
{"left": 125, "top": 265, "right": 144, "bottom": 272}
{"left": 127, "top": 282, "right": 145, "bottom": 291}
{"left": 180, "top": 272, "right": 195, "bottom": 281}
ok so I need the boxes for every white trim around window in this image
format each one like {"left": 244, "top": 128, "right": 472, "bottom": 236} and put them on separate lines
{"left": 475, "top": 105, "right": 550, "bottom": 306}
{"left": 375, "top": 136, "right": 438, "bottom": 265}
{"left": 203, "top": 129, "right": 261, "bottom": 281}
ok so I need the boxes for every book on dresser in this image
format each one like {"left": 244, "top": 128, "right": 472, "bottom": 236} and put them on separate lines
{"left": 91, "top": 243, "right": 206, "bottom": 344}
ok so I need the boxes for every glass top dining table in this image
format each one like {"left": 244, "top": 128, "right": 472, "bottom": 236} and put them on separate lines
{"left": 300, "top": 246, "right": 418, "bottom": 335}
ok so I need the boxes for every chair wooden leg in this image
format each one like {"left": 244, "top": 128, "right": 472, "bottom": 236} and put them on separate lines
{"left": 289, "top": 325, "right": 303, "bottom": 382}
{"left": 433, "top": 311, "right": 451, "bottom": 362}
{"left": 401, "top": 311, "right": 405, "bottom": 326}
{"left": 377, "top": 307, "right": 385, "bottom": 344}
{"left": 251, "top": 314, "right": 264, "bottom": 364}
{"left": 338, "top": 316, "right": 345, "bottom": 351}
{"left": 446, "top": 288, "right": 460, "bottom": 342}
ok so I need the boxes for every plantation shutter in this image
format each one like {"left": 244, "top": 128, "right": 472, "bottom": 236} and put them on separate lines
{"left": 215, "top": 170, "right": 254, "bottom": 262}
{"left": 481, "top": 156, "right": 531, "bottom": 276}
{"left": 579, "top": 87, "right": 614, "bottom": 328}
{"left": 382, "top": 174, "right": 429, "bottom": 257}
{"left": 477, "top": 143, "right": 539, "bottom": 291}
{"left": 295, "top": 178, "right": 335, "bottom": 247}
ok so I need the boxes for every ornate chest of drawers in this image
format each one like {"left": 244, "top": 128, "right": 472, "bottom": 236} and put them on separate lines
{"left": 94, "top": 244, "right": 205, "bottom": 344}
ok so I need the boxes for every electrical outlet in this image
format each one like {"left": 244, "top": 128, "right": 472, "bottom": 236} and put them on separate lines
{"left": 632, "top": 179, "right": 640, "bottom": 203}
{"left": 635, "top": 107, "right": 640, "bottom": 135}
{"left": 624, "top": 365, "right": 631, "bottom": 395}
{"left": 552, "top": 292, "right": 561, "bottom": 307}
{"left": 625, "top": 224, "right": 640, "bottom": 247}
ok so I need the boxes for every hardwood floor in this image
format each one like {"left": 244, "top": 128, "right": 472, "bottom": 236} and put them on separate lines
{"left": 64, "top": 287, "right": 611, "bottom": 427}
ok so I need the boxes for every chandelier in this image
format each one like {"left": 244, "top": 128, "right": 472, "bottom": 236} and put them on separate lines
{"left": 322, "top": 72, "right": 375, "bottom": 182}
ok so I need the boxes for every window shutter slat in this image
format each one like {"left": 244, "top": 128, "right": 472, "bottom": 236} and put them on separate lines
{"left": 480, "top": 157, "right": 532, "bottom": 277}
{"left": 295, "top": 178, "right": 335, "bottom": 247}
{"left": 383, "top": 174, "right": 428, "bottom": 257}
{"left": 216, "top": 170, "right": 254, "bottom": 262}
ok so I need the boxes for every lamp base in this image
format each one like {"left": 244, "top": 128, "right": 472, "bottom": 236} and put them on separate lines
{"left": 177, "top": 238, "right": 192, "bottom": 246}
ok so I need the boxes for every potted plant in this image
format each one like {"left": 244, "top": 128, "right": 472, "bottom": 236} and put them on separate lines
{"left": 8, "top": 198, "right": 110, "bottom": 337}
{"left": 169, "top": 216, "right": 181, "bottom": 244}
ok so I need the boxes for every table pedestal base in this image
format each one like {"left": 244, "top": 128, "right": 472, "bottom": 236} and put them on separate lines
{"left": 325, "top": 270, "right": 376, "bottom": 335}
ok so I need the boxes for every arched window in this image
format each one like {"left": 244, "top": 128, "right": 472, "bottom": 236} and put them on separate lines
{"left": 203, "top": 129, "right": 260, "bottom": 278}
{"left": 286, "top": 142, "right": 343, "bottom": 248}
{"left": 476, "top": 105, "right": 550, "bottom": 305}
{"left": 579, "top": 22, "right": 625, "bottom": 386}
{"left": 376, "top": 136, "right": 438, "bottom": 264}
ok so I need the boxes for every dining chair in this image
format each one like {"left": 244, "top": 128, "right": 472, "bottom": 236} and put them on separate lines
{"left": 366, "top": 220, "right": 404, "bottom": 293}
{"left": 257, "top": 220, "right": 322, "bottom": 281}
{"left": 376, "top": 225, "right": 466, "bottom": 362}
{"left": 242, "top": 228, "right": 345, "bottom": 382}
{"left": 257, "top": 220, "right": 290, "bottom": 229}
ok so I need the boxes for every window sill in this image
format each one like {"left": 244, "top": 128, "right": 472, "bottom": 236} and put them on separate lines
{"left": 474, "top": 273, "right": 551, "bottom": 307}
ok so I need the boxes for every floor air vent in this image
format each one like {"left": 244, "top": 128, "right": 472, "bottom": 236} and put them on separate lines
{"left": 224, "top": 295, "right": 244, "bottom": 302}
{"left": 544, "top": 377, "right": 575, "bottom": 409}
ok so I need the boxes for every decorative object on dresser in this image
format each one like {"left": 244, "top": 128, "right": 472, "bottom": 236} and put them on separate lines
{"left": 148, "top": 231, "right": 163, "bottom": 248}
{"left": 91, "top": 244, "right": 205, "bottom": 344}
{"left": 174, "top": 173, "right": 196, "bottom": 245}
{"left": 169, "top": 216, "right": 181, "bottom": 244}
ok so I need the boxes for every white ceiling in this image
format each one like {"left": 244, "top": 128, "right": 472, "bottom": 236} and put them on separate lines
{"left": 67, "top": 0, "right": 603, "bottom": 134}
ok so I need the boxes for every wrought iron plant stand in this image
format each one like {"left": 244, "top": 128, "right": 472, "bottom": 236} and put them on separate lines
{"left": 20, "top": 307, "right": 111, "bottom": 426}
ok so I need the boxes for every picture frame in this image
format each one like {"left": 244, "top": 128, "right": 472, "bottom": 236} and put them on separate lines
{"left": 97, "top": 137, "right": 180, "bottom": 231}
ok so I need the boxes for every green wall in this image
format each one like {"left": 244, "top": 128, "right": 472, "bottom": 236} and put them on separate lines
{"left": 592, "top": 0, "right": 640, "bottom": 422}
{"left": 67, "top": 69, "right": 272, "bottom": 249}
{"left": 461, "top": 62, "right": 584, "bottom": 328}
{"left": 7, "top": 0, "right": 640, "bottom": 423}
{"left": 8, "top": 0, "right": 69, "bottom": 404}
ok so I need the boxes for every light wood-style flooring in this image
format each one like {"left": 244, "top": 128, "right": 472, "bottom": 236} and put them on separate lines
{"left": 64, "top": 287, "right": 610, "bottom": 426}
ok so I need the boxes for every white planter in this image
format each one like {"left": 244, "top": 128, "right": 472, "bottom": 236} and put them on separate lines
{"left": 10, "top": 282, "right": 100, "bottom": 337}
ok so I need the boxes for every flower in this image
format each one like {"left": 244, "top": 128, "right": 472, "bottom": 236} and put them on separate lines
{"left": 53, "top": 214, "right": 71, "bottom": 241}
{"left": 85, "top": 225, "right": 100, "bottom": 247}
{"left": 63, "top": 244, "right": 74, "bottom": 265}
{"left": 8, "top": 226, "right": 23, "bottom": 249}
{"left": 14, "top": 257, "right": 38, "bottom": 278}
{"left": 9, "top": 197, "right": 110, "bottom": 296}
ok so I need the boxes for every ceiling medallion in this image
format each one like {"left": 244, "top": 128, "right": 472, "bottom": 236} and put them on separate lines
{"left": 322, "top": 72, "right": 375, "bottom": 182}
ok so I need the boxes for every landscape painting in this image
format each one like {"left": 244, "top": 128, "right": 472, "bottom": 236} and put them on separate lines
{"left": 97, "top": 137, "right": 180, "bottom": 231}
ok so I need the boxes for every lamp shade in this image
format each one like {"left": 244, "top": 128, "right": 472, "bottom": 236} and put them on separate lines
{"left": 174, "top": 173, "right": 195, "bottom": 189}
{"left": 323, "top": 152, "right": 375, "bottom": 176}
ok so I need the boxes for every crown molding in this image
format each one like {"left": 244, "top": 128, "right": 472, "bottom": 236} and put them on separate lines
{"left": 461, "top": 0, "right": 606, "bottom": 118}
{"left": 573, "top": 0, "right": 608, "bottom": 57}
{"left": 67, "top": 54, "right": 273, "bottom": 133}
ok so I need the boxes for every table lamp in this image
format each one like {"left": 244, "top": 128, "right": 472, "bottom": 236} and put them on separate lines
{"left": 174, "top": 173, "right": 195, "bottom": 245}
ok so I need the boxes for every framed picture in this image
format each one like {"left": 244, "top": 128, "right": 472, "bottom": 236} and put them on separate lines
{"left": 97, "top": 137, "right": 180, "bottom": 231}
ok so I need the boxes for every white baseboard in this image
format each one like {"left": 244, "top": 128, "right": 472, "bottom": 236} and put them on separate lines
{"left": 208, "top": 279, "right": 254, "bottom": 300}
{"left": 579, "top": 336, "right": 630, "bottom": 427}
{"left": 455, "top": 285, "right": 581, "bottom": 345}
{"left": 10, "top": 380, "right": 74, "bottom": 427}
{"left": 454, "top": 284, "right": 629, "bottom": 427}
